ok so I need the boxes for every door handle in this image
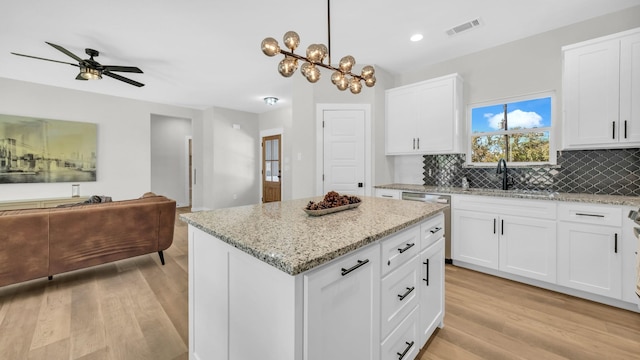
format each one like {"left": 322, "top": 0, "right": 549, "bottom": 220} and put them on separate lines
{"left": 423, "top": 259, "right": 430, "bottom": 285}
{"left": 397, "top": 243, "right": 415, "bottom": 254}
{"left": 397, "top": 287, "right": 415, "bottom": 301}
{"left": 341, "top": 259, "right": 369, "bottom": 276}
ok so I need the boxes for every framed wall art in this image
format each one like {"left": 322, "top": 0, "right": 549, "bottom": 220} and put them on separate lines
{"left": 0, "top": 114, "right": 97, "bottom": 184}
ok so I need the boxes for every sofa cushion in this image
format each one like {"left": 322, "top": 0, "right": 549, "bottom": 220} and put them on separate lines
{"left": 0, "top": 211, "right": 49, "bottom": 287}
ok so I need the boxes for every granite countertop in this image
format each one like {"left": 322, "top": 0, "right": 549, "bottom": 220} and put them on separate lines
{"left": 180, "top": 196, "right": 447, "bottom": 276}
{"left": 375, "top": 184, "right": 640, "bottom": 206}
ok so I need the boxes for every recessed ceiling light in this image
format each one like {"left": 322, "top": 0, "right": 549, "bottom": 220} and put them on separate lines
{"left": 410, "top": 34, "right": 423, "bottom": 42}
{"left": 263, "top": 97, "right": 279, "bottom": 105}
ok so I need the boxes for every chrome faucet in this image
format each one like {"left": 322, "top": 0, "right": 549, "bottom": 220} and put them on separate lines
{"left": 496, "top": 158, "right": 510, "bottom": 190}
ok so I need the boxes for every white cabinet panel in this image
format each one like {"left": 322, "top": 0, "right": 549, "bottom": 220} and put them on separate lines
{"left": 380, "top": 307, "right": 419, "bottom": 360}
{"left": 499, "top": 216, "right": 557, "bottom": 282}
{"left": 418, "top": 238, "right": 444, "bottom": 347}
{"left": 381, "top": 255, "right": 419, "bottom": 337}
{"left": 375, "top": 188, "right": 401, "bottom": 200}
{"left": 381, "top": 225, "right": 420, "bottom": 276}
{"left": 563, "top": 28, "right": 640, "bottom": 149}
{"left": 452, "top": 209, "right": 499, "bottom": 269}
{"left": 557, "top": 222, "right": 622, "bottom": 298}
{"left": 385, "top": 74, "right": 464, "bottom": 155}
{"left": 304, "top": 243, "right": 380, "bottom": 360}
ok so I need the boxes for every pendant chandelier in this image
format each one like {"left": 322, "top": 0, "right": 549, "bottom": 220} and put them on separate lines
{"left": 260, "top": 0, "right": 376, "bottom": 94}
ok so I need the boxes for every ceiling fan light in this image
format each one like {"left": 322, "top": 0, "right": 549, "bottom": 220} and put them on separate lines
{"left": 80, "top": 67, "right": 102, "bottom": 80}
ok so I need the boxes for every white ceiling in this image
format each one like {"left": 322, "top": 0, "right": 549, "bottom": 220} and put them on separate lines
{"left": 1, "top": 0, "right": 639, "bottom": 114}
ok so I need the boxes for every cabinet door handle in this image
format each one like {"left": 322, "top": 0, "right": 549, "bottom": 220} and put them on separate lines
{"left": 423, "top": 259, "right": 430, "bottom": 285}
{"left": 417, "top": 137, "right": 420, "bottom": 149}
{"left": 493, "top": 218, "right": 496, "bottom": 234}
{"left": 614, "top": 233, "right": 618, "bottom": 253}
{"left": 398, "top": 243, "right": 415, "bottom": 254}
{"left": 412, "top": 138, "right": 416, "bottom": 150}
{"left": 381, "top": 195, "right": 393, "bottom": 198}
{"left": 624, "top": 120, "right": 628, "bottom": 139}
{"left": 501, "top": 219, "right": 504, "bottom": 235}
{"left": 398, "top": 287, "right": 415, "bottom": 301}
{"left": 612, "top": 121, "right": 616, "bottom": 139}
{"left": 341, "top": 259, "right": 369, "bottom": 276}
{"left": 397, "top": 341, "right": 414, "bottom": 360}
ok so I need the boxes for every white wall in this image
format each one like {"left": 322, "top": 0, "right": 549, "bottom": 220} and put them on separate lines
{"left": 207, "top": 106, "right": 260, "bottom": 209}
{"left": 392, "top": 6, "right": 640, "bottom": 181}
{"left": 0, "top": 77, "right": 202, "bottom": 202}
{"left": 150, "top": 114, "right": 192, "bottom": 207}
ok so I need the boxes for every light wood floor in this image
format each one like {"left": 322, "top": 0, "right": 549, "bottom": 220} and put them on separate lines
{"left": 0, "top": 208, "right": 190, "bottom": 360}
{"left": 1, "top": 208, "right": 639, "bottom": 359}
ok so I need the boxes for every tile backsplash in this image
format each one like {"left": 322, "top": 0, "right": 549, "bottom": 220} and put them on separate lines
{"left": 422, "top": 148, "right": 640, "bottom": 196}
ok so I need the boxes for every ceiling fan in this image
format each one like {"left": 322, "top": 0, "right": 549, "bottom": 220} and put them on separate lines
{"left": 11, "top": 42, "right": 144, "bottom": 87}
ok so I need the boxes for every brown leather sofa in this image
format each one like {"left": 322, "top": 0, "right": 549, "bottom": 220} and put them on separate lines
{"left": 0, "top": 193, "right": 176, "bottom": 287}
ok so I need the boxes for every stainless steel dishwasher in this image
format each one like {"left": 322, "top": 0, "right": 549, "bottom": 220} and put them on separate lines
{"left": 401, "top": 192, "right": 452, "bottom": 263}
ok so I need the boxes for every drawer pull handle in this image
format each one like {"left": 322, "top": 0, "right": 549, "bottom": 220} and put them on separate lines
{"left": 575, "top": 212, "right": 605, "bottom": 218}
{"left": 397, "top": 286, "right": 415, "bottom": 301}
{"left": 423, "top": 259, "right": 430, "bottom": 286}
{"left": 397, "top": 341, "right": 414, "bottom": 360}
{"left": 341, "top": 259, "right": 369, "bottom": 276}
{"left": 429, "top": 227, "right": 442, "bottom": 234}
{"left": 398, "top": 243, "right": 415, "bottom": 254}
{"left": 381, "top": 195, "right": 393, "bottom": 198}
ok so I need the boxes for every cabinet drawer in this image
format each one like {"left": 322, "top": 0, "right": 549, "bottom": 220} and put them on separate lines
{"left": 454, "top": 195, "right": 556, "bottom": 219}
{"left": 558, "top": 203, "right": 622, "bottom": 227}
{"left": 380, "top": 307, "right": 419, "bottom": 360}
{"left": 381, "top": 225, "right": 420, "bottom": 276}
{"left": 381, "top": 255, "right": 419, "bottom": 337}
{"left": 421, "top": 213, "right": 444, "bottom": 249}
{"left": 376, "top": 189, "right": 401, "bottom": 200}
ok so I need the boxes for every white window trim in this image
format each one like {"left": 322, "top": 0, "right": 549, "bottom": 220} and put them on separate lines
{"left": 465, "top": 90, "right": 557, "bottom": 167}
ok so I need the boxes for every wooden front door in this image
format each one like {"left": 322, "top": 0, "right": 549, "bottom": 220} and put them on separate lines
{"left": 262, "top": 134, "right": 281, "bottom": 203}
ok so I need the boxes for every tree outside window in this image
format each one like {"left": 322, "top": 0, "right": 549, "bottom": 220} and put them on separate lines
{"left": 468, "top": 93, "right": 554, "bottom": 165}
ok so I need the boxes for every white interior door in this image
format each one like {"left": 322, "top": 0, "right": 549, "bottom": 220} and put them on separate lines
{"left": 323, "top": 110, "right": 366, "bottom": 196}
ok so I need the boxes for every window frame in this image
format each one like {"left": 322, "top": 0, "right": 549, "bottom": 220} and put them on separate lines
{"left": 465, "top": 90, "right": 557, "bottom": 167}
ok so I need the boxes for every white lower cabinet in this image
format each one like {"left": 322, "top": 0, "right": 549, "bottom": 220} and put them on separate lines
{"left": 304, "top": 243, "right": 381, "bottom": 360}
{"left": 380, "top": 255, "right": 419, "bottom": 337}
{"left": 375, "top": 188, "right": 401, "bottom": 200}
{"left": 452, "top": 209, "right": 499, "bottom": 269}
{"left": 418, "top": 238, "right": 444, "bottom": 347}
{"left": 380, "top": 307, "right": 419, "bottom": 360}
{"left": 499, "top": 215, "right": 557, "bottom": 282}
{"left": 557, "top": 222, "right": 622, "bottom": 298}
{"left": 557, "top": 202, "right": 623, "bottom": 299}
{"left": 453, "top": 195, "right": 557, "bottom": 283}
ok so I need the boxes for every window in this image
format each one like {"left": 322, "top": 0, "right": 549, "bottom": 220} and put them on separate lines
{"left": 467, "top": 92, "right": 555, "bottom": 165}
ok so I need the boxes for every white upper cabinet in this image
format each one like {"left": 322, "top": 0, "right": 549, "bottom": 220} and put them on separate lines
{"left": 385, "top": 74, "right": 464, "bottom": 155}
{"left": 562, "top": 28, "right": 640, "bottom": 149}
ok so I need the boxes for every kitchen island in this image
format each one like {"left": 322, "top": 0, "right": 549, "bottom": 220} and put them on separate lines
{"left": 180, "top": 196, "right": 448, "bottom": 360}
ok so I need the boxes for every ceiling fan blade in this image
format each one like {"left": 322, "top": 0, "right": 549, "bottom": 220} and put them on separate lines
{"left": 11, "top": 52, "right": 79, "bottom": 67}
{"left": 103, "top": 65, "right": 143, "bottom": 73}
{"left": 45, "top": 41, "right": 83, "bottom": 62}
{"left": 103, "top": 71, "right": 144, "bottom": 87}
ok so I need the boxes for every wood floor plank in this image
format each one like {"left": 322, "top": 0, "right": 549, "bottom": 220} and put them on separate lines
{"left": 29, "top": 283, "right": 72, "bottom": 351}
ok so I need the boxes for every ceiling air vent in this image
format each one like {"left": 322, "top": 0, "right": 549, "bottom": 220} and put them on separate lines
{"left": 446, "top": 18, "right": 482, "bottom": 36}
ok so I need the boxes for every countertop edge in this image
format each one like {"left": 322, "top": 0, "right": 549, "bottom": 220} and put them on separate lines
{"left": 180, "top": 205, "right": 445, "bottom": 276}
{"left": 375, "top": 184, "right": 640, "bottom": 206}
